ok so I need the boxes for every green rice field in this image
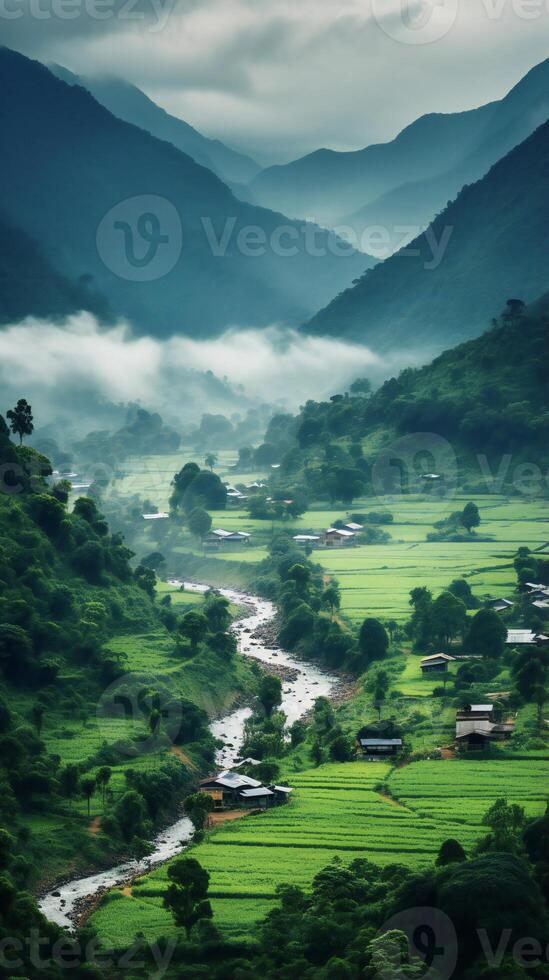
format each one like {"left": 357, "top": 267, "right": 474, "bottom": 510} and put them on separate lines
{"left": 90, "top": 756, "right": 549, "bottom": 947}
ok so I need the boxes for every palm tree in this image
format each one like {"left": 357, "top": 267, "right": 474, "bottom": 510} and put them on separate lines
{"left": 81, "top": 777, "right": 96, "bottom": 817}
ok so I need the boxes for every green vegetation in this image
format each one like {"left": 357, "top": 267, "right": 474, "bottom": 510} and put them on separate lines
{"left": 0, "top": 414, "right": 258, "bottom": 892}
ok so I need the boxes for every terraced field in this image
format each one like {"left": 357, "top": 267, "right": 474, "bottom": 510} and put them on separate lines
{"left": 90, "top": 756, "right": 549, "bottom": 947}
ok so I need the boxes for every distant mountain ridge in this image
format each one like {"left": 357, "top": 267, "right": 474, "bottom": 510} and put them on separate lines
{"left": 307, "top": 119, "right": 549, "bottom": 354}
{"left": 49, "top": 64, "right": 260, "bottom": 187}
{"left": 250, "top": 58, "right": 549, "bottom": 245}
{"left": 0, "top": 213, "right": 110, "bottom": 324}
{"left": 0, "top": 47, "right": 371, "bottom": 338}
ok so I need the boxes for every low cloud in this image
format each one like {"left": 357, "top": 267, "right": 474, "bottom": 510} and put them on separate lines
{"left": 0, "top": 314, "right": 383, "bottom": 426}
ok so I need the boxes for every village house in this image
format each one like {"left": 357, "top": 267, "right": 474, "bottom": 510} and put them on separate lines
{"left": 292, "top": 534, "right": 321, "bottom": 547}
{"left": 506, "top": 629, "right": 549, "bottom": 645}
{"left": 420, "top": 653, "right": 456, "bottom": 674}
{"left": 455, "top": 714, "right": 514, "bottom": 750}
{"left": 356, "top": 737, "right": 402, "bottom": 759}
{"left": 488, "top": 598, "right": 514, "bottom": 613}
{"left": 205, "top": 528, "right": 252, "bottom": 547}
{"left": 456, "top": 703, "right": 494, "bottom": 721}
{"left": 200, "top": 770, "right": 292, "bottom": 810}
{"left": 142, "top": 511, "right": 169, "bottom": 520}
{"left": 324, "top": 528, "right": 356, "bottom": 547}
{"left": 343, "top": 522, "right": 363, "bottom": 532}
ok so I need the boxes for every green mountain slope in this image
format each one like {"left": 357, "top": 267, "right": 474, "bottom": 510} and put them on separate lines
{"left": 0, "top": 421, "right": 254, "bottom": 889}
{"left": 50, "top": 64, "right": 260, "bottom": 186}
{"left": 307, "top": 121, "right": 549, "bottom": 355}
{"left": 0, "top": 212, "right": 110, "bottom": 324}
{"left": 0, "top": 47, "right": 370, "bottom": 338}
{"left": 267, "top": 298, "right": 549, "bottom": 500}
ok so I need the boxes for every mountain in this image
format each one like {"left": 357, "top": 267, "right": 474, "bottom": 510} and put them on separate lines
{"left": 249, "top": 59, "right": 549, "bottom": 240}
{"left": 0, "top": 212, "right": 110, "bottom": 324}
{"left": 50, "top": 64, "right": 260, "bottom": 186}
{"left": 267, "top": 297, "right": 549, "bottom": 502}
{"left": 307, "top": 120, "right": 549, "bottom": 355}
{"left": 0, "top": 47, "right": 371, "bottom": 338}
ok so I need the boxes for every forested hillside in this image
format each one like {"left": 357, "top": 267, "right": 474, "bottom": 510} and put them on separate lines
{"left": 0, "top": 213, "right": 109, "bottom": 324}
{"left": 262, "top": 299, "right": 549, "bottom": 500}
{"left": 0, "top": 415, "right": 256, "bottom": 893}
{"left": 308, "top": 121, "right": 549, "bottom": 354}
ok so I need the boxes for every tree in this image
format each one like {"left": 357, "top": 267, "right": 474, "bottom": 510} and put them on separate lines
{"left": 448, "top": 578, "right": 478, "bottom": 609}
{"left": 358, "top": 618, "right": 388, "bottom": 668}
{"left": 204, "top": 453, "right": 217, "bottom": 471}
{"left": 366, "top": 666, "right": 390, "bottom": 719}
{"left": 436, "top": 838, "right": 467, "bottom": 866}
{"left": 6, "top": 399, "right": 33, "bottom": 444}
{"left": 187, "top": 507, "right": 212, "bottom": 542}
{"left": 461, "top": 501, "right": 480, "bottom": 533}
{"left": 477, "top": 798, "right": 526, "bottom": 854}
{"left": 203, "top": 593, "right": 231, "bottom": 632}
{"left": 466, "top": 608, "right": 507, "bottom": 659}
{"left": 134, "top": 564, "right": 156, "bottom": 599}
{"left": 513, "top": 647, "right": 548, "bottom": 729}
{"left": 96, "top": 766, "right": 112, "bottom": 806}
{"left": 431, "top": 592, "right": 467, "bottom": 646}
{"left": 237, "top": 446, "right": 253, "bottom": 469}
{"left": 184, "top": 792, "right": 214, "bottom": 832}
{"left": 114, "top": 790, "right": 150, "bottom": 843}
{"left": 29, "top": 704, "right": 44, "bottom": 735}
{"left": 59, "top": 764, "right": 79, "bottom": 806}
{"left": 258, "top": 675, "right": 282, "bottom": 717}
{"left": 81, "top": 777, "right": 96, "bottom": 817}
{"left": 178, "top": 610, "right": 208, "bottom": 654}
{"left": 164, "top": 856, "right": 213, "bottom": 939}
{"left": 321, "top": 584, "right": 341, "bottom": 619}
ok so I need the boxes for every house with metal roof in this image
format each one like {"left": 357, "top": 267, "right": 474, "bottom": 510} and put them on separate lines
{"left": 205, "top": 529, "right": 252, "bottom": 547}
{"left": 506, "top": 629, "right": 549, "bottom": 645}
{"left": 488, "top": 598, "right": 514, "bottom": 612}
{"left": 324, "top": 528, "right": 356, "bottom": 547}
{"left": 200, "top": 770, "right": 292, "bottom": 810}
{"left": 357, "top": 737, "right": 403, "bottom": 759}
{"left": 420, "top": 653, "right": 456, "bottom": 673}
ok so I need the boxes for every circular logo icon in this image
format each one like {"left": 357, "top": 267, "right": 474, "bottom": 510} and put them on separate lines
{"left": 96, "top": 195, "right": 182, "bottom": 281}
{"left": 97, "top": 673, "right": 183, "bottom": 755}
{"left": 371, "top": 0, "right": 458, "bottom": 45}
{"left": 373, "top": 906, "right": 457, "bottom": 979}
{"left": 371, "top": 431, "right": 457, "bottom": 518}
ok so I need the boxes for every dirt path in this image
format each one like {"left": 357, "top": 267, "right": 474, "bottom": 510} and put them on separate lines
{"left": 88, "top": 816, "right": 101, "bottom": 835}
{"left": 208, "top": 809, "right": 249, "bottom": 827}
{"left": 170, "top": 745, "right": 198, "bottom": 770}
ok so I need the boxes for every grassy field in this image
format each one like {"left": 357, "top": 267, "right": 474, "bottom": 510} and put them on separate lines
{"left": 90, "top": 756, "right": 549, "bottom": 947}
{"left": 106, "top": 450, "right": 548, "bottom": 623}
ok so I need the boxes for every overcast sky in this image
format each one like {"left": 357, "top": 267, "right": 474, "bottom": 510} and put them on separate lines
{"left": 4, "top": 0, "right": 549, "bottom": 163}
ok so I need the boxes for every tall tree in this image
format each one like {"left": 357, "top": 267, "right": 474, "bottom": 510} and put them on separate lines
{"left": 187, "top": 507, "right": 212, "bottom": 542}
{"left": 466, "top": 608, "right": 507, "bottom": 659}
{"left": 461, "top": 501, "right": 481, "bottom": 533}
{"left": 258, "top": 675, "right": 282, "bottom": 717}
{"left": 358, "top": 618, "right": 388, "bottom": 667}
{"left": 164, "top": 857, "right": 213, "bottom": 939}
{"left": 6, "top": 399, "right": 33, "bottom": 444}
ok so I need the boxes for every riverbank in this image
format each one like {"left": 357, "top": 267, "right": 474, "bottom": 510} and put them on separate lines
{"left": 39, "top": 583, "right": 341, "bottom": 930}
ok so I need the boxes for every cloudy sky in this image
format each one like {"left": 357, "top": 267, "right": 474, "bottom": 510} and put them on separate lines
{"left": 3, "top": 0, "right": 548, "bottom": 161}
